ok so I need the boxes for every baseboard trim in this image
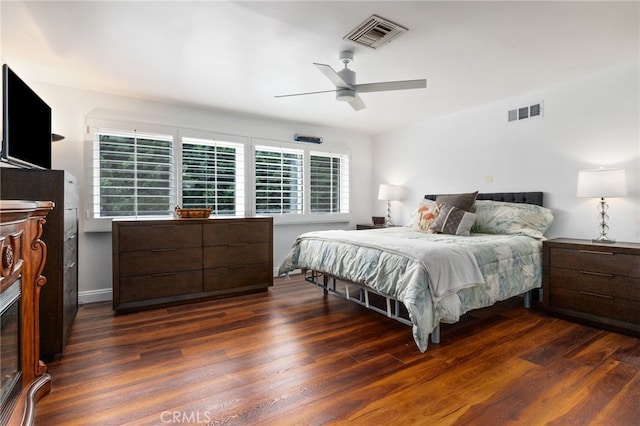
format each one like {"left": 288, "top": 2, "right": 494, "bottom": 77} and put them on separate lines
{"left": 80, "top": 270, "right": 304, "bottom": 305}
{"left": 79, "top": 288, "right": 112, "bottom": 304}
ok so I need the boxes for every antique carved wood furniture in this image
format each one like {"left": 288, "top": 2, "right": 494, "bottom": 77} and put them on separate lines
{"left": 0, "top": 200, "right": 54, "bottom": 425}
{"left": 112, "top": 216, "right": 273, "bottom": 313}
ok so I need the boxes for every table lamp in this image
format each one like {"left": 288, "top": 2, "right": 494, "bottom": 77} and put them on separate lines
{"left": 576, "top": 167, "right": 627, "bottom": 243}
{"left": 377, "top": 184, "right": 404, "bottom": 225}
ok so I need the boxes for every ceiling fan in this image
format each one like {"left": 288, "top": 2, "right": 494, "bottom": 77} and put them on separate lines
{"left": 275, "top": 51, "right": 427, "bottom": 111}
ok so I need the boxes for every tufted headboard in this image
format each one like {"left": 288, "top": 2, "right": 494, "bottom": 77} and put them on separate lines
{"left": 424, "top": 192, "right": 544, "bottom": 206}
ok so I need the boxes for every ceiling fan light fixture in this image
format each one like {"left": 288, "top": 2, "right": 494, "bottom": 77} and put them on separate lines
{"left": 336, "top": 88, "right": 356, "bottom": 102}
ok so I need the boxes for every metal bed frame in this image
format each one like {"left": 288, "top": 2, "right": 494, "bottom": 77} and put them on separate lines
{"left": 304, "top": 270, "right": 533, "bottom": 345}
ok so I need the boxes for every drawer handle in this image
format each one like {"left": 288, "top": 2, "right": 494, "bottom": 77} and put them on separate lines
{"left": 579, "top": 270, "right": 614, "bottom": 278}
{"left": 151, "top": 248, "right": 177, "bottom": 252}
{"left": 151, "top": 225, "right": 176, "bottom": 228}
{"left": 228, "top": 243, "right": 248, "bottom": 247}
{"left": 152, "top": 272, "right": 176, "bottom": 277}
{"left": 229, "top": 265, "right": 248, "bottom": 269}
{"left": 578, "top": 250, "right": 613, "bottom": 256}
{"left": 579, "top": 290, "right": 613, "bottom": 299}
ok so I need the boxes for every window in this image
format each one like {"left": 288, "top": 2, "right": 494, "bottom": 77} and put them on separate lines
{"left": 254, "top": 145, "right": 303, "bottom": 215}
{"left": 85, "top": 118, "right": 351, "bottom": 231}
{"left": 91, "top": 128, "right": 174, "bottom": 218}
{"left": 181, "top": 137, "right": 245, "bottom": 215}
{"left": 310, "top": 151, "right": 349, "bottom": 213}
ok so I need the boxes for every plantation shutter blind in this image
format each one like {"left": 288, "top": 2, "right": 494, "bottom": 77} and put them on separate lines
{"left": 310, "top": 151, "right": 350, "bottom": 213}
{"left": 255, "top": 145, "right": 304, "bottom": 214}
{"left": 92, "top": 129, "right": 174, "bottom": 218}
{"left": 181, "top": 137, "right": 245, "bottom": 215}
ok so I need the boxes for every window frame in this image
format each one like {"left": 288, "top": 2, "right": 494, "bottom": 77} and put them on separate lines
{"left": 253, "top": 141, "right": 305, "bottom": 216}
{"left": 309, "top": 150, "right": 350, "bottom": 214}
{"left": 84, "top": 118, "right": 180, "bottom": 232}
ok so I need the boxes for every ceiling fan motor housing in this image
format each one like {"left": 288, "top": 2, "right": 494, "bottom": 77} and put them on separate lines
{"left": 336, "top": 67, "right": 356, "bottom": 102}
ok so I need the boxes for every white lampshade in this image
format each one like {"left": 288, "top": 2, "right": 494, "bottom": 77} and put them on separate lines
{"left": 377, "top": 184, "right": 404, "bottom": 201}
{"left": 577, "top": 168, "right": 627, "bottom": 198}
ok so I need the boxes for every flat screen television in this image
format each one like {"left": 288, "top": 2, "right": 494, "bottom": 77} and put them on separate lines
{"left": 1, "top": 64, "right": 52, "bottom": 169}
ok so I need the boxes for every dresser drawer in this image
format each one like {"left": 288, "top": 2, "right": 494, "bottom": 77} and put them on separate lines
{"left": 549, "top": 287, "right": 640, "bottom": 325}
{"left": 549, "top": 247, "right": 640, "bottom": 278}
{"left": 119, "top": 247, "right": 202, "bottom": 277}
{"left": 203, "top": 264, "right": 271, "bottom": 291}
{"left": 203, "top": 242, "right": 270, "bottom": 268}
{"left": 550, "top": 268, "right": 640, "bottom": 302}
{"left": 119, "top": 223, "right": 202, "bottom": 251}
{"left": 203, "top": 220, "right": 271, "bottom": 245}
{"left": 119, "top": 270, "right": 203, "bottom": 303}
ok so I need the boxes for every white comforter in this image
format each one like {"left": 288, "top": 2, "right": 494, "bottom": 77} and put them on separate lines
{"left": 294, "top": 230, "right": 485, "bottom": 302}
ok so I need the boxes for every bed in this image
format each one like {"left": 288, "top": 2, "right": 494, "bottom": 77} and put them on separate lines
{"left": 278, "top": 192, "right": 554, "bottom": 352}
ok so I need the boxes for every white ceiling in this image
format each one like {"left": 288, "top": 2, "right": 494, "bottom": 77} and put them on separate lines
{"left": 1, "top": 1, "right": 638, "bottom": 135}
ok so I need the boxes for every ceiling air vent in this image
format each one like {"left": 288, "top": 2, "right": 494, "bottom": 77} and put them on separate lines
{"left": 508, "top": 102, "right": 544, "bottom": 123}
{"left": 344, "top": 15, "right": 408, "bottom": 49}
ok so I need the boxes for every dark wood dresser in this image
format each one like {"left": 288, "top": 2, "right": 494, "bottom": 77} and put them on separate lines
{"left": 112, "top": 216, "right": 273, "bottom": 313}
{"left": 543, "top": 238, "right": 640, "bottom": 335}
{"left": 0, "top": 169, "right": 79, "bottom": 361}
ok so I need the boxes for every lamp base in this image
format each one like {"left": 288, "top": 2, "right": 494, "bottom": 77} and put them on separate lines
{"left": 592, "top": 238, "right": 615, "bottom": 244}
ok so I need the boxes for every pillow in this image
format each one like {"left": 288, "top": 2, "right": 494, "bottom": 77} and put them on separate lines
{"left": 430, "top": 204, "right": 477, "bottom": 236}
{"left": 471, "top": 200, "right": 554, "bottom": 239}
{"left": 435, "top": 191, "right": 478, "bottom": 212}
{"left": 411, "top": 200, "right": 441, "bottom": 233}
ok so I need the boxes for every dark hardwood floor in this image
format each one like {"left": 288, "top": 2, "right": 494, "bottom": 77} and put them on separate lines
{"left": 35, "top": 275, "right": 640, "bottom": 425}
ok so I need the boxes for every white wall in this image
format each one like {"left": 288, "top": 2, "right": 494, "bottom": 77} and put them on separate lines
{"left": 372, "top": 64, "right": 640, "bottom": 243}
{"left": 28, "top": 83, "right": 373, "bottom": 302}
{"left": 17, "top": 63, "right": 640, "bottom": 303}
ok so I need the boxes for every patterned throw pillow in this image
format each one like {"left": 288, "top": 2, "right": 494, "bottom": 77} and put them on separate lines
{"left": 411, "top": 200, "right": 441, "bottom": 233}
{"left": 430, "top": 204, "right": 477, "bottom": 236}
{"left": 471, "top": 200, "right": 554, "bottom": 239}
{"left": 435, "top": 191, "right": 478, "bottom": 212}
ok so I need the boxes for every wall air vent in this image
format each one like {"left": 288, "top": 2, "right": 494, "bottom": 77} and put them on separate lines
{"left": 508, "top": 102, "right": 544, "bottom": 123}
{"left": 344, "top": 15, "right": 408, "bottom": 49}
{"left": 294, "top": 134, "right": 323, "bottom": 144}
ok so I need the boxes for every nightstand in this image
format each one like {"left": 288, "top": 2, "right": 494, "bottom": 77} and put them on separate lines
{"left": 542, "top": 238, "right": 640, "bottom": 335}
{"left": 356, "top": 224, "right": 400, "bottom": 230}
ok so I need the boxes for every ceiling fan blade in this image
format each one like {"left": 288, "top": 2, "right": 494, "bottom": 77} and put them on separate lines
{"left": 274, "top": 89, "right": 337, "bottom": 98}
{"left": 354, "top": 79, "right": 427, "bottom": 93}
{"left": 348, "top": 95, "right": 366, "bottom": 111}
{"left": 314, "top": 63, "right": 350, "bottom": 88}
